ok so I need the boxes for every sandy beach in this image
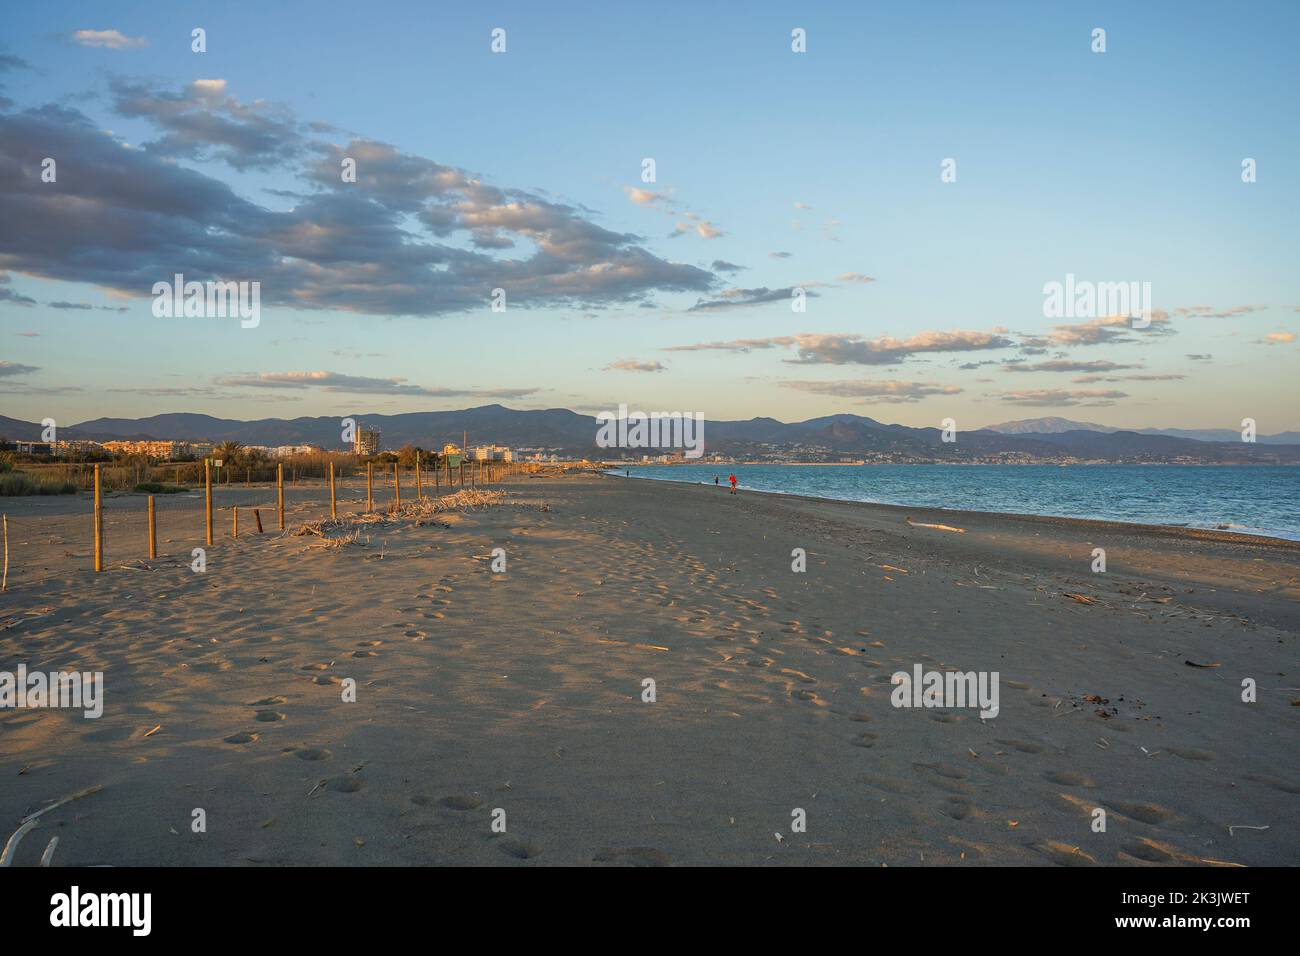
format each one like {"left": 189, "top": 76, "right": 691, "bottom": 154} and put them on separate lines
{"left": 0, "top": 472, "right": 1295, "bottom": 866}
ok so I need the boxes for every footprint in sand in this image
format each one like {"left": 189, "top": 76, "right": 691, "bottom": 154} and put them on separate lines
{"left": 1029, "top": 840, "right": 1096, "bottom": 867}
{"left": 439, "top": 794, "right": 484, "bottom": 810}
{"left": 780, "top": 668, "right": 817, "bottom": 684}
{"left": 1043, "top": 770, "right": 1096, "bottom": 788}
{"left": 496, "top": 836, "right": 542, "bottom": 860}
{"left": 1120, "top": 838, "right": 1177, "bottom": 863}
{"left": 940, "top": 797, "right": 972, "bottom": 820}
{"left": 851, "top": 732, "right": 879, "bottom": 748}
{"left": 357, "top": 640, "right": 383, "bottom": 647}
{"left": 224, "top": 731, "right": 260, "bottom": 744}
{"left": 294, "top": 747, "right": 332, "bottom": 761}
{"left": 250, "top": 696, "right": 287, "bottom": 706}
{"left": 860, "top": 773, "right": 917, "bottom": 795}
{"left": 929, "top": 710, "right": 963, "bottom": 724}
{"left": 995, "top": 738, "right": 1045, "bottom": 754}
{"left": 1166, "top": 747, "right": 1214, "bottom": 762}
{"left": 80, "top": 726, "right": 136, "bottom": 743}
{"left": 300, "top": 663, "right": 330, "bottom": 671}
{"left": 255, "top": 710, "right": 286, "bottom": 722}
{"left": 790, "top": 689, "right": 826, "bottom": 705}
{"left": 1102, "top": 799, "right": 1177, "bottom": 826}
{"left": 406, "top": 629, "right": 428, "bottom": 639}
{"left": 593, "top": 846, "right": 671, "bottom": 867}
{"left": 352, "top": 650, "right": 378, "bottom": 658}
{"left": 326, "top": 774, "right": 365, "bottom": 793}
{"left": 1244, "top": 773, "right": 1300, "bottom": 794}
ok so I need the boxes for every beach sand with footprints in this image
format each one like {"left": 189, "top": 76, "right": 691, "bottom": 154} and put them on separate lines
{"left": 0, "top": 472, "right": 1296, "bottom": 866}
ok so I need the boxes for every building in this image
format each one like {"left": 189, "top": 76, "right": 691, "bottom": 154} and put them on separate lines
{"left": 272, "top": 444, "right": 318, "bottom": 458}
{"left": 353, "top": 425, "right": 381, "bottom": 456}
{"left": 100, "top": 440, "right": 195, "bottom": 460}
{"left": 470, "top": 445, "right": 513, "bottom": 462}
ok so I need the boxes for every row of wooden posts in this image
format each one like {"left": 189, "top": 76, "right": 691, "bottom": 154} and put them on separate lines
{"left": 91, "top": 455, "right": 532, "bottom": 572}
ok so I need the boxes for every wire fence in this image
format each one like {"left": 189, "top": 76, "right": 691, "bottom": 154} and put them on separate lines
{"left": 0, "top": 458, "right": 533, "bottom": 592}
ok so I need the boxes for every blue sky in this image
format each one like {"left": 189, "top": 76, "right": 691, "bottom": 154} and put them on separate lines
{"left": 1, "top": 0, "right": 1297, "bottom": 430}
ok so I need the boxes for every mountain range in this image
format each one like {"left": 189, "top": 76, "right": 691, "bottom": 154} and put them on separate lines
{"left": 3, "top": 408, "right": 1299, "bottom": 464}
{"left": 986, "top": 416, "right": 1300, "bottom": 445}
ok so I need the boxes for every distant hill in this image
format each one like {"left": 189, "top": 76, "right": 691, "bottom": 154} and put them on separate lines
{"left": 3, "top": 406, "right": 1299, "bottom": 464}
{"left": 986, "top": 416, "right": 1300, "bottom": 445}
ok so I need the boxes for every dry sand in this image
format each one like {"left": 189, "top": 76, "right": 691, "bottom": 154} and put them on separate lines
{"left": 0, "top": 472, "right": 1296, "bottom": 866}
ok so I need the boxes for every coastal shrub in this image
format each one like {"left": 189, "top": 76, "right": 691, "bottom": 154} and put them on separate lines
{"left": 0, "top": 472, "right": 78, "bottom": 496}
{"left": 133, "top": 482, "right": 187, "bottom": 494}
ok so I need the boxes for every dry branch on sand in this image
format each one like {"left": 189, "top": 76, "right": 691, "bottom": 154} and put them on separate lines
{"left": 905, "top": 517, "right": 965, "bottom": 533}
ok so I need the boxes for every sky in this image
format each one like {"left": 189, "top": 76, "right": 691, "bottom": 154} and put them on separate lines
{"left": 1, "top": 0, "right": 1298, "bottom": 432}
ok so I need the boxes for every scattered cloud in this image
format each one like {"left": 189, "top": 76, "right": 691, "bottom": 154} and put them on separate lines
{"left": 836, "top": 272, "right": 875, "bottom": 284}
{"left": 685, "top": 286, "right": 816, "bottom": 312}
{"left": 213, "top": 370, "right": 539, "bottom": 398}
{"left": 782, "top": 379, "right": 962, "bottom": 403}
{"left": 0, "top": 360, "right": 39, "bottom": 377}
{"left": 0, "top": 89, "right": 716, "bottom": 317}
{"left": 70, "top": 29, "right": 147, "bottom": 50}
{"left": 994, "top": 388, "right": 1128, "bottom": 407}
{"left": 1021, "top": 312, "right": 1173, "bottom": 348}
{"left": 669, "top": 329, "right": 1013, "bottom": 365}
{"left": 604, "top": 358, "right": 666, "bottom": 373}
{"left": 624, "top": 186, "right": 671, "bottom": 207}
{"left": 1258, "top": 331, "right": 1295, "bottom": 344}
{"left": 1003, "top": 359, "right": 1143, "bottom": 374}
{"left": 1174, "top": 304, "right": 1266, "bottom": 319}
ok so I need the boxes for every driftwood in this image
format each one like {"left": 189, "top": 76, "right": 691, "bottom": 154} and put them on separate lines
{"left": 906, "top": 517, "right": 965, "bottom": 533}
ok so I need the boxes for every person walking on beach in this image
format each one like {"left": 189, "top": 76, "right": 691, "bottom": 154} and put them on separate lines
{"left": 728, "top": 472, "right": 737, "bottom": 495}
{"left": 714, "top": 475, "right": 720, "bottom": 486}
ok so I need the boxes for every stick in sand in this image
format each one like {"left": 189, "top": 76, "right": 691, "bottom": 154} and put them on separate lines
{"left": 2, "top": 513, "right": 8, "bottom": 592}
{"left": 0, "top": 818, "right": 38, "bottom": 866}
{"left": 2, "top": 784, "right": 102, "bottom": 866}
{"left": 906, "top": 517, "right": 965, "bottom": 533}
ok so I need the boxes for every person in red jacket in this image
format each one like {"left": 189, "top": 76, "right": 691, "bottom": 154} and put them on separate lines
{"left": 728, "top": 473, "right": 737, "bottom": 495}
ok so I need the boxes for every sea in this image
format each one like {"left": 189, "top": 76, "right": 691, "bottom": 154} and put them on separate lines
{"left": 608, "top": 464, "right": 1300, "bottom": 541}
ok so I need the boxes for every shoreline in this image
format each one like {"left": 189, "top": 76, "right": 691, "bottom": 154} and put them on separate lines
{"left": 605, "top": 469, "right": 1300, "bottom": 548}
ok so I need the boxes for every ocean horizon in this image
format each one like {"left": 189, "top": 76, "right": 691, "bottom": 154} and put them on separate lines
{"left": 610, "top": 463, "right": 1300, "bottom": 541}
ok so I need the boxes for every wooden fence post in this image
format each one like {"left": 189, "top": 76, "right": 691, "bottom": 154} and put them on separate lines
{"left": 205, "top": 459, "right": 213, "bottom": 546}
{"left": 367, "top": 462, "right": 373, "bottom": 511}
{"left": 93, "top": 463, "right": 104, "bottom": 572}
{"left": 147, "top": 495, "right": 156, "bottom": 559}
{"left": 393, "top": 462, "right": 401, "bottom": 509}
{"left": 277, "top": 463, "right": 285, "bottom": 531}
{"left": 329, "top": 460, "right": 337, "bottom": 520}
{"left": 233, "top": 505, "right": 239, "bottom": 538}
{"left": 415, "top": 451, "right": 423, "bottom": 498}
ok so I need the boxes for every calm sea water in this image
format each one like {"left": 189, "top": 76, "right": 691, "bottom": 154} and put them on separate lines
{"left": 609, "top": 464, "right": 1300, "bottom": 541}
